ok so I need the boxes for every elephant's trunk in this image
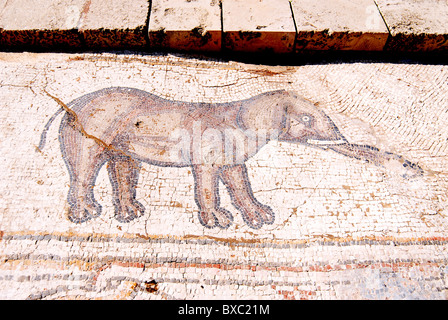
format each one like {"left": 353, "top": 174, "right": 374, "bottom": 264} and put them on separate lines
{"left": 327, "top": 143, "right": 423, "bottom": 178}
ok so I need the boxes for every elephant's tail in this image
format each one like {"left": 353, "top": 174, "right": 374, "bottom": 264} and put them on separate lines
{"left": 36, "top": 106, "right": 64, "bottom": 153}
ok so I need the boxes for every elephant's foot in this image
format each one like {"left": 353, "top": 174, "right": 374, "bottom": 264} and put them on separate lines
{"left": 68, "top": 201, "right": 102, "bottom": 224}
{"left": 198, "top": 207, "right": 233, "bottom": 229}
{"left": 238, "top": 203, "right": 275, "bottom": 229}
{"left": 257, "top": 204, "right": 275, "bottom": 225}
{"left": 114, "top": 200, "right": 145, "bottom": 223}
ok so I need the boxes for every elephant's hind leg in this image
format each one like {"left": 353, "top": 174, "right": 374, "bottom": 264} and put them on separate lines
{"left": 107, "top": 156, "right": 145, "bottom": 223}
{"left": 60, "top": 124, "right": 106, "bottom": 223}
{"left": 220, "top": 164, "right": 275, "bottom": 229}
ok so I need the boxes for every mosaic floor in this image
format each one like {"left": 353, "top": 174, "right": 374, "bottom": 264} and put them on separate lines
{"left": 0, "top": 52, "right": 447, "bottom": 299}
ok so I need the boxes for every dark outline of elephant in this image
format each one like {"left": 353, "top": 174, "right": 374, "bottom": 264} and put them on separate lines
{"left": 38, "top": 87, "right": 423, "bottom": 229}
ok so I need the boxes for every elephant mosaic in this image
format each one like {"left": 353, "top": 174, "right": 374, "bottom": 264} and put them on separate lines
{"left": 38, "top": 88, "right": 423, "bottom": 229}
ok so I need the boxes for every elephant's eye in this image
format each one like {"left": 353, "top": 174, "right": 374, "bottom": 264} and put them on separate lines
{"left": 301, "top": 115, "right": 313, "bottom": 123}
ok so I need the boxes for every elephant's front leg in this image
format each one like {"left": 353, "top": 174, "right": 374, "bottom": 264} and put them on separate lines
{"left": 220, "top": 164, "right": 275, "bottom": 229}
{"left": 192, "top": 165, "right": 233, "bottom": 229}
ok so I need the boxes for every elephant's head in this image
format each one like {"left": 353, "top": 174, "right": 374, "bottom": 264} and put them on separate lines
{"left": 237, "top": 90, "right": 347, "bottom": 147}
{"left": 278, "top": 92, "right": 348, "bottom": 147}
{"left": 237, "top": 90, "right": 423, "bottom": 178}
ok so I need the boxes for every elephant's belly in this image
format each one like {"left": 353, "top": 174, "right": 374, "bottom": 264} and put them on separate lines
{"left": 127, "top": 136, "right": 191, "bottom": 166}
{"left": 124, "top": 112, "right": 192, "bottom": 165}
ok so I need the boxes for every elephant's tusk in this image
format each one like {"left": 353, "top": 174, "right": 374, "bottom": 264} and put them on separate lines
{"left": 306, "top": 138, "right": 347, "bottom": 146}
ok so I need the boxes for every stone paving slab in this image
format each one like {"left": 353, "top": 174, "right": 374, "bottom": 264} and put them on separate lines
{"left": 0, "top": 0, "right": 149, "bottom": 50}
{"left": 376, "top": 0, "right": 448, "bottom": 52}
{"left": 0, "top": 0, "right": 85, "bottom": 49}
{"left": 78, "top": 0, "right": 149, "bottom": 49}
{"left": 148, "top": 0, "right": 221, "bottom": 52}
{"left": 0, "top": 52, "right": 447, "bottom": 299}
{"left": 290, "top": 0, "right": 389, "bottom": 51}
{"left": 222, "top": 0, "right": 296, "bottom": 54}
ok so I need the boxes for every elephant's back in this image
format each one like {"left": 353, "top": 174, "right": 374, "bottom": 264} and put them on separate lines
{"left": 62, "top": 87, "right": 163, "bottom": 143}
{"left": 66, "top": 87, "right": 160, "bottom": 112}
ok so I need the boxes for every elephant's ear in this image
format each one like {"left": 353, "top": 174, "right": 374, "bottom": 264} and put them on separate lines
{"left": 236, "top": 92, "right": 289, "bottom": 136}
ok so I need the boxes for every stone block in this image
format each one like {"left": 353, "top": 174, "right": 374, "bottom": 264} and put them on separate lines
{"left": 376, "top": 0, "right": 448, "bottom": 52}
{"left": 222, "top": 0, "right": 296, "bottom": 54}
{"left": 290, "top": 0, "right": 389, "bottom": 51}
{"left": 78, "top": 0, "right": 149, "bottom": 49}
{"left": 0, "top": 0, "right": 85, "bottom": 49}
{"left": 148, "top": 0, "right": 221, "bottom": 52}
{"left": 0, "top": 0, "right": 149, "bottom": 50}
